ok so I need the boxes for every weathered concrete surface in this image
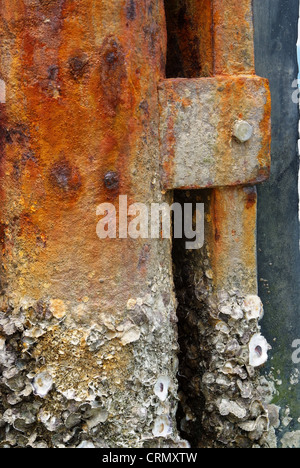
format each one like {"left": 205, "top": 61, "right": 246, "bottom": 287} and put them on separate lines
{"left": 159, "top": 76, "right": 271, "bottom": 190}
{"left": 253, "top": 0, "right": 300, "bottom": 448}
{"left": 0, "top": 0, "right": 184, "bottom": 448}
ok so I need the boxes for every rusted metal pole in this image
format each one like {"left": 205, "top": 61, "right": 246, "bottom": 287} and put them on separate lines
{"left": 204, "top": 0, "right": 265, "bottom": 295}
{"left": 0, "top": 0, "right": 276, "bottom": 449}
{"left": 166, "top": 0, "right": 275, "bottom": 448}
{"left": 0, "top": 1, "right": 184, "bottom": 448}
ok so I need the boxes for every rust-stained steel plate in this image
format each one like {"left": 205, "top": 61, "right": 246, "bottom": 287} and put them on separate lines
{"left": 159, "top": 76, "right": 271, "bottom": 191}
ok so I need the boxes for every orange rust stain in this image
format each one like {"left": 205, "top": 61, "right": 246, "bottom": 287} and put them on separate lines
{"left": 159, "top": 86, "right": 177, "bottom": 190}
{"left": 245, "top": 186, "right": 257, "bottom": 210}
{"left": 213, "top": 0, "right": 255, "bottom": 75}
{"left": 0, "top": 104, "right": 7, "bottom": 205}
{"left": 0, "top": 0, "right": 168, "bottom": 305}
{"left": 214, "top": 77, "right": 236, "bottom": 185}
{"left": 209, "top": 186, "right": 257, "bottom": 292}
{"left": 257, "top": 79, "right": 272, "bottom": 175}
{"left": 213, "top": 76, "right": 271, "bottom": 187}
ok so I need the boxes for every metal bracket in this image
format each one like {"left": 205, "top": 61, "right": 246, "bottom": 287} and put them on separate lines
{"left": 159, "top": 76, "right": 271, "bottom": 191}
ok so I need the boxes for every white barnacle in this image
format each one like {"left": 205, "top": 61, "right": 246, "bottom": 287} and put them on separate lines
{"left": 215, "top": 321, "right": 230, "bottom": 335}
{"left": 32, "top": 372, "right": 53, "bottom": 398}
{"left": 244, "top": 295, "right": 264, "bottom": 321}
{"left": 219, "top": 304, "right": 233, "bottom": 316}
{"left": 154, "top": 376, "right": 171, "bottom": 402}
{"left": 39, "top": 409, "right": 60, "bottom": 432}
{"left": 249, "top": 334, "right": 269, "bottom": 367}
{"left": 120, "top": 325, "right": 141, "bottom": 346}
{"left": 178, "top": 440, "right": 191, "bottom": 448}
{"left": 77, "top": 441, "right": 95, "bottom": 449}
{"left": 231, "top": 305, "right": 244, "bottom": 320}
{"left": 219, "top": 399, "right": 247, "bottom": 420}
{"left": 86, "top": 408, "right": 108, "bottom": 430}
{"left": 0, "top": 337, "right": 5, "bottom": 351}
{"left": 152, "top": 416, "right": 172, "bottom": 438}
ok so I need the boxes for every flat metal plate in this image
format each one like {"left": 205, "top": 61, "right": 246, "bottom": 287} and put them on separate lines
{"left": 159, "top": 76, "right": 271, "bottom": 190}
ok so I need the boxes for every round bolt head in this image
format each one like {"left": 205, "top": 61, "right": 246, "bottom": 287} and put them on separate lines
{"left": 233, "top": 120, "right": 253, "bottom": 143}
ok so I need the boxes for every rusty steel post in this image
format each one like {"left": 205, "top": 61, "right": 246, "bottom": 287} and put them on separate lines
{"left": 0, "top": 0, "right": 276, "bottom": 449}
{"left": 0, "top": 1, "right": 185, "bottom": 448}
{"left": 165, "top": 0, "right": 275, "bottom": 448}
{"left": 208, "top": 0, "right": 263, "bottom": 295}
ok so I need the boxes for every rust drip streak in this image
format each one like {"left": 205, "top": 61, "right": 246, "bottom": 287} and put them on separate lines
{"left": 211, "top": 0, "right": 216, "bottom": 76}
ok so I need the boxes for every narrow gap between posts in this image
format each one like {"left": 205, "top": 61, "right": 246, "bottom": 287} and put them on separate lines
{"left": 164, "top": 0, "right": 208, "bottom": 446}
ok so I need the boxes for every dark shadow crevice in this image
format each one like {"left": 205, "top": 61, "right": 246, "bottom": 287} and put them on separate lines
{"left": 164, "top": 0, "right": 214, "bottom": 78}
{"left": 172, "top": 191, "right": 207, "bottom": 447}
{"left": 164, "top": 0, "right": 213, "bottom": 446}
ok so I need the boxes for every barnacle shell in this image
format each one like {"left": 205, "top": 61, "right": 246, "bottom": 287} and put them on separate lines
{"left": 244, "top": 295, "right": 264, "bottom": 321}
{"left": 85, "top": 408, "right": 108, "bottom": 430}
{"left": 0, "top": 338, "right": 5, "bottom": 351}
{"left": 249, "top": 334, "right": 269, "bottom": 367}
{"left": 120, "top": 325, "right": 141, "bottom": 346}
{"left": 49, "top": 299, "right": 66, "bottom": 319}
{"left": 154, "top": 376, "right": 171, "bottom": 402}
{"left": 39, "top": 409, "right": 60, "bottom": 432}
{"left": 152, "top": 416, "right": 172, "bottom": 438}
{"left": 32, "top": 372, "right": 53, "bottom": 398}
{"left": 77, "top": 441, "right": 95, "bottom": 448}
{"left": 218, "top": 399, "right": 247, "bottom": 419}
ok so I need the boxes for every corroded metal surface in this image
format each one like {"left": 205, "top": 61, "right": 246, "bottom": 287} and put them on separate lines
{"left": 164, "top": 0, "right": 255, "bottom": 78}
{"left": 0, "top": 0, "right": 274, "bottom": 450}
{"left": 205, "top": 186, "right": 259, "bottom": 293}
{"left": 212, "top": 0, "right": 255, "bottom": 75}
{"left": 168, "top": 0, "right": 276, "bottom": 448}
{"left": 164, "top": 0, "right": 214, "bottom": 78}
{"left": 0, "top": 0, "right": 183, "bottom": 448}
{"left": 159, "top": 76, "right": 271, "bottom": 190}
{"left": 0, "top": 0, "right": 167, "bottom": 313}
